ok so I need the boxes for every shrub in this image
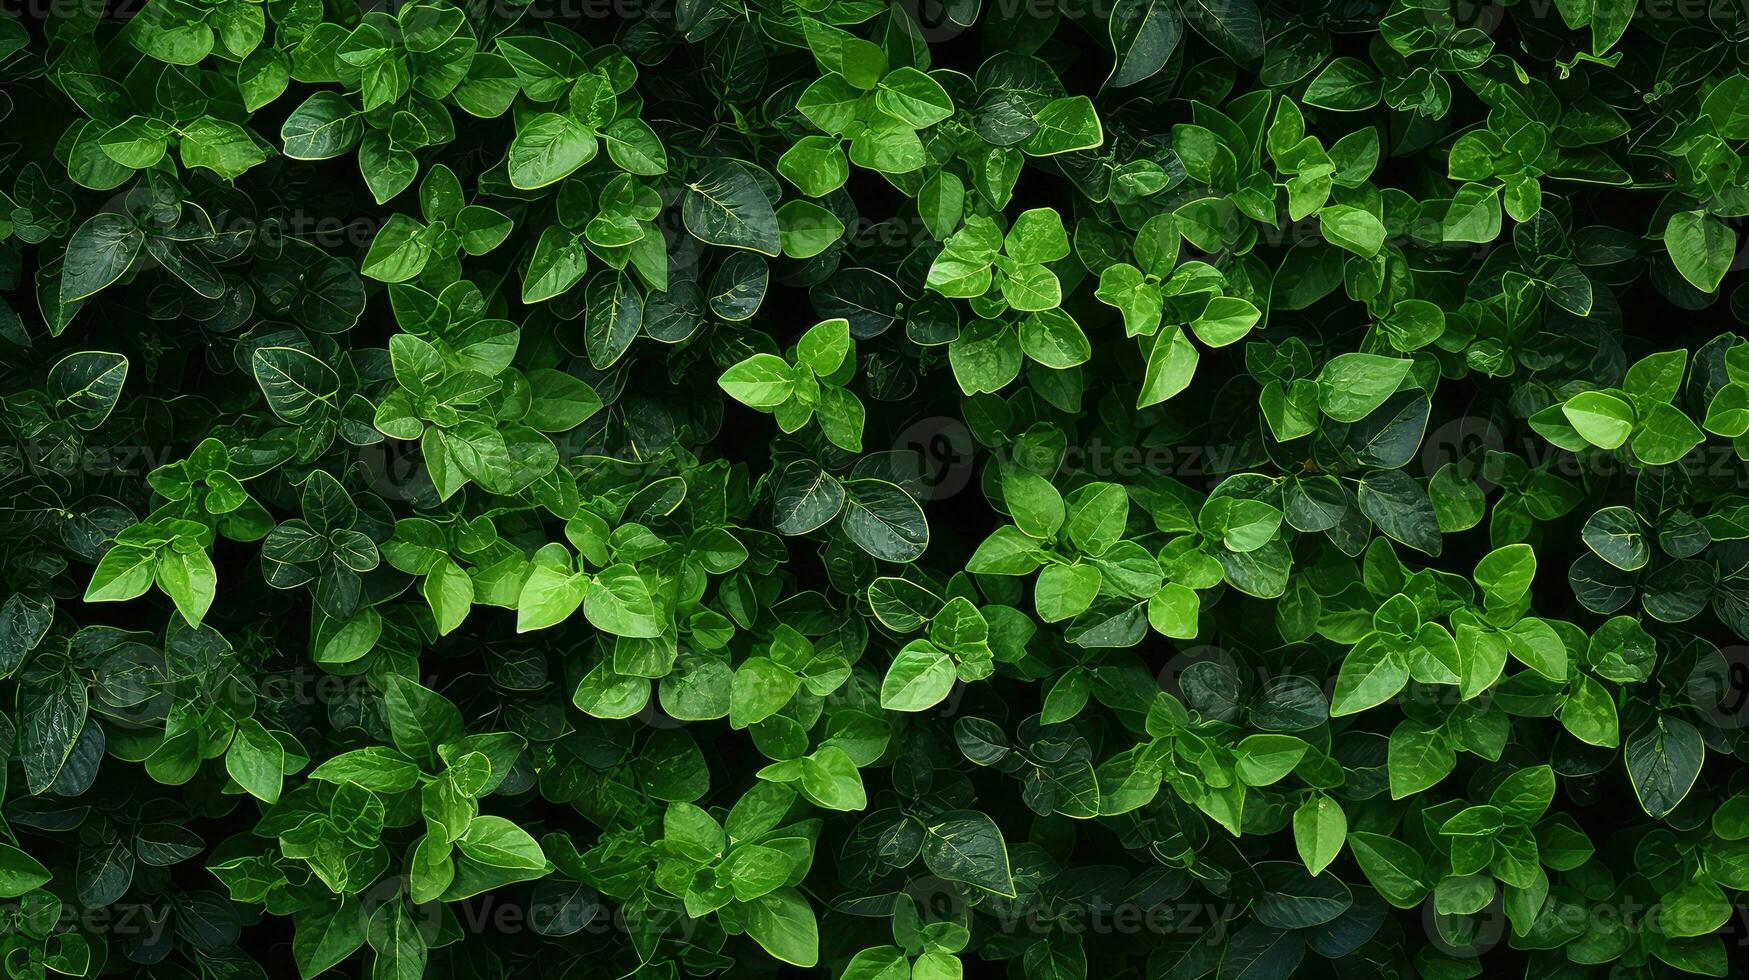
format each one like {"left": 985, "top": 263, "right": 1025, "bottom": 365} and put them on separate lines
{"left": 4, "top": 1, "right": 1749, "bottom": 977}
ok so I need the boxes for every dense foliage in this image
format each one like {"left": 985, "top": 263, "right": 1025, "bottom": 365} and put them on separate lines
{"left": 8, "top": 0, "right": 1749, "bottom": 976}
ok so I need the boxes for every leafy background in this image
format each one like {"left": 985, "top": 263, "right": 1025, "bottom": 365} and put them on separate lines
{"left": 4, "top": 0, "right": 1749, "bottom": 978}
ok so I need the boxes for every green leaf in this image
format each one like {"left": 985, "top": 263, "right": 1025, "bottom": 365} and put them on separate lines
{"left": 684, "top": 160, "right": 781, "bottom": 256}
{"left": 46, "top": 351, "right": 127, "bottom": 430}
{"left": 1631, "top": 402, "right": 1704, "bottom": 465}
{"left": 1582, "top": 506, "right": 1649, "bottom": 570}
{"left": 1330, "top": 635, "right": 1408, "bottom": 716}
{"left": 226, "top": 719, "right": 286, "bottom": 805}
{"left": 523, "top": 226, "right": 590, "bottom": 303}
{"left": 1294, "top": 796, "right": 1346, "bottom": 876}
{"left": 523, "top": 369, "right": 603, "bottom": 432}
{"left": 584, "top": 564, "right": 662, "bottom": 638}
{"left": 252, "top": 347, "right": 339, "bottom": 424}
{"left": 281, "top": 92, "right": 362, "bottom": 160}
{"left": 731, "top": 656, "right": 800, "bottom": 728}
{"left": 1559, "top": 673, "right": 1620, "bottom": 749}
{"left": 1317, "top": 353, "right": 1411, "bottom": 422}
{"left": 778, "top": 136, "right": 850, "bottom": 196}
{"left": 85, "top": 545, "right": 156, "bottom": 604}
{"left": 509, "top": 113, "right": 598, "bottom": 189}
{"left": 1236, "top": 734, "right": 1308, "bottom": 786}
{"left": 842, "top": 947, "right": 910, "bottom": 980}
{"left": 60, "top": 214, "right": 143, "bottom": 305}
{"left": 744, "top": 888, "right": 819, "bottom": 967}
{"left": 0, "top": 842, "right": 52, "bottom": 898}
{"left": 367, "top": 901, "right": 428, "bottom": 980}
{"left": 1347, "top": 832, "right": 1427, "bottom": 908}
{"left": 1624, "top": 349, "right": 1688, "bottom": 404}
{"left": 1006, "top": 209, "right": 1070, "bottom": 265}
{"left": 584, "top": 270, "right": 645, "bottom": 370}
{"left": 776, "top": 200, "right": 845, "bottom": 259}
{"left": 1179, "top": 0, "right": 1264, "bottom": 63}
{"left": 1626, "top": 716, "right": 1704, "bottom": 819}
{"left": 382, "top": 675, "right": 464, "bottom": 767}
{"left": 516, "top": 564, "right": 587, "bottom": 633}
{"left": 880, "top": 640, "right": 956, "bottom": 711}
{"left": 921, "top": 810, "right": 1015, "bottom": 896}
{"left": 798, "top": 744, "right": 866, "bottom": 810}
{"left": 1190, "top": 296, "right": 1259, "bottom": 347}
{"left": 1002, "top": 466, "right": 1065, "bottom": 540}
{"left": 1065, "top": 482, "right": 1128, "bottom": 557}
{"left": 1303, "top": 57, "right": 1381, "bottom": 111}
{"left": 841, "top": 480, "right": 929, "bottom": 562}
{"left": 719, "top": 354, "right": 796, "bottom": 409}
{"left": 1357, "top": 470, "right": 1442, "bottom": 556}
{"left": 294, "top": 899, "right": 368, "bottom": 980}
{"left": 459, "top": 815, "right": 549, "bottom": 870}
{"left": 1667, "top": 210, "right": 1734, "bottom": 293}
{"left": 1108, "top": 0, "right": 1183, "bottom": 88}
{"left": 180, "top": 117, "right": 268, "bottom": 178}
{"left": 156, "top": 546, "right": 217, "bottom": 627}
{"left": 796, "top": 318, "right": 852, "bottom": 376}
{"left": 875, "top": 67, "right": 954, "bottom": 127}
{"left": 1023, "top": 97, "right": 1103, "bottom": 156}
{"left": 1387, "top": 723, "right": 1454, "bottom": 799}
{"left": 1591, "top": 0, "right": 1633, "bottom": 53}
{"left": 1318, "top": 205, "right": 1384, "bottom": 257}
{"left": 772, "top": 461, "right": 846, "bottom": 535}
{"left": 1442, "top": 183, "right": 1502, "bottom": 243}
{"left": 1562, "top": 391, "right": 1635, "bottom": 449}
{"left": 1138, "top": 326, "right": 1199, "bottom": 407}
{"left": 603, "top": 118, "right": 668, "bottom": 175}
{"left": 362, "top": 214, "right": 432, "bottom": 283}
{"left": 1474, "top": 544, "right": 1535, "bottom": 608}
{"left": 308, "top": 747, "right": 422, "bottom": 793}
